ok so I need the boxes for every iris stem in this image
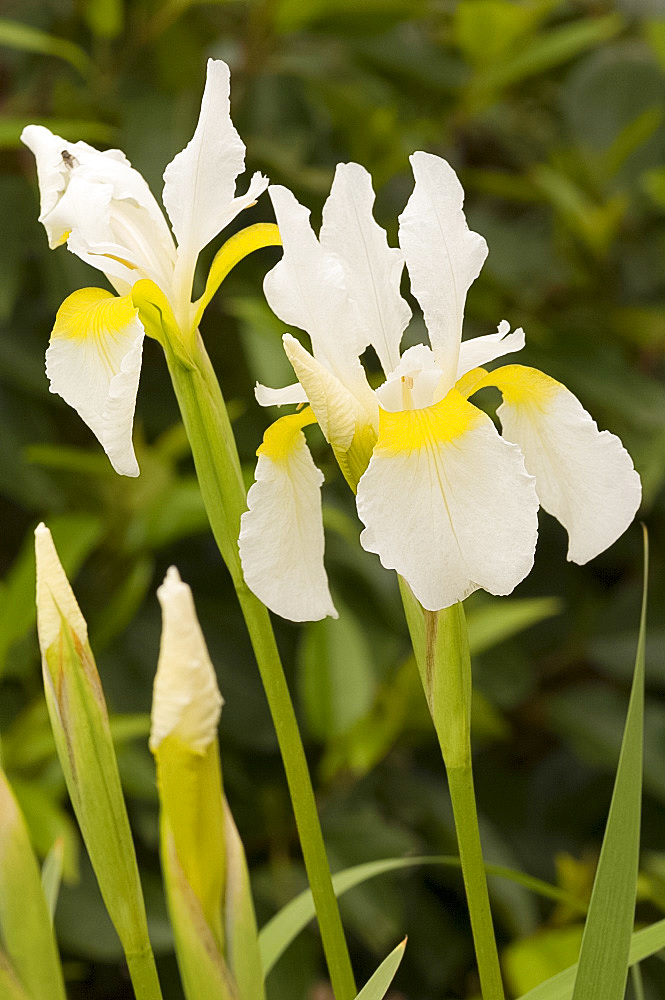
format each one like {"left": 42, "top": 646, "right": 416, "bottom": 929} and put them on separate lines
{"left": 399, "top": 581, "right": 504, "bottom": 1000}
{"left": 164, "top": 333, "right": 356, "bottom": 1000}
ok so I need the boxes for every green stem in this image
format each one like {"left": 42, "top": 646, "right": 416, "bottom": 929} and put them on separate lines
{"left": 125, "top": 944, "right": 164, "bottom": 1000}
{"left": 399, "top": 580, "right": 504, "bottom": 1000}
{"left": 447, "top": 765, "right": 505, "bottom": 1000}
{"left": 164, "top": 333, "right": 356, "bottom": 1000}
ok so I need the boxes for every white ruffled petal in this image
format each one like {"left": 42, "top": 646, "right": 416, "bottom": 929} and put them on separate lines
{"left": 264, "top": 185, "right": 374, "bottom": 407}
{"left": 399, "top": 152, "right": 488, "bottom": 391}
{"left": 356, "top": 389, "right": 539, "bottom": 610}
{"left": 320, "top": 162, "right": 411, "bottom": 377}
{"left": 486, "top": 366, "right": 642, "bottom": 564}
{"left": 45, "top": 288, "right": 144, "bottom": 477}
{"left": 456, "top": 320, "right": 525, "bottom": 380}
{"left": 163, "top": 60, "right": 264, "bottom": 262}
{"left": 255, "top": 380, "right": 308, "bottom": 407}
{"left": 150, "top": 566, "right": 223, "bottom": 755}
{"left": 239, "top": 411, "right": 337, "bottom": 622}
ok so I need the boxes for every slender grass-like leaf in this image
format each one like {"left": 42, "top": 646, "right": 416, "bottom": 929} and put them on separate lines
{"left": 353, "top": 938, "right": 406, "bottom": 1000}
{"left": 0, "top": 18, "right": 91, "bottom": 75}
{"left": 259, "top": 855, "right": 584, "bottom": 976}
{"left": 570, "top": 527, "right": 647, "bottom": 1000}
{"left": 0, "top": 951, "right": 31, "bottom": 1000}
{"left": 41, "top": 837, "right": 65, "bottom": 922}
{"left": 517, "top": 918, "right": 665, "bottom": 1000}
{"left": 0, "top": 769, "right": 67, "bottom": 1000}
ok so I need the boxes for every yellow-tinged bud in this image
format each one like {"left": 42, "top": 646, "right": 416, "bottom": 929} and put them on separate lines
{"left": 150, "top": 566, "right": 223, "bottom": 755}
{"left": 35, "top": 522, "right": 88, "bottom": 655}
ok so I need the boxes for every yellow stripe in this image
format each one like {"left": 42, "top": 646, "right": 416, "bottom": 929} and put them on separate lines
{"left": 52, "top": 287, "right": 137, "bottom": 342}
{"left": 375, "top": 389, "right": 483, "bottom": 455}
{"left": 467, "top": 364, "right": 561, "bottom": 409}
{"left": 258, "top": 407, "right": 317, "bottom": 462}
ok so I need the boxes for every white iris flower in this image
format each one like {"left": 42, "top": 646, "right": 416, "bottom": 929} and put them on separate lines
{"left": 22, "top": 59, "right": 267, "bottom": 477}
{"left": 239, "top": 153, "right": 641, "bottom": 619}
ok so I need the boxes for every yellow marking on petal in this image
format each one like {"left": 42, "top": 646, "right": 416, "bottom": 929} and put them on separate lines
{"left": 376, "top": 388, "right": 484, "bottom": 455}
{"left": 55, "top": 229, "right": 71, "bottom": 247}
{"left": 258, "top": 407, "right": 317, "bottom": 462}
{"left": 455, "top": 366, "right": 488, "bottom": 399}
{"left": 193, "top": 223, "right": 282, "bottom": 330}
{"left": 471, "top": 364, "right": 562, "bottom": 410}
{"left": 52, "top": 287, "right": 137, "bottom": 343}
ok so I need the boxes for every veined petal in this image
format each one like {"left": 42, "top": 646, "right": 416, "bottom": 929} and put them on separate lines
{"left": 264, "top": 185, "right": 375, "bottom": 407}
{"left": 46, "top": 288, "right": 144, "bottom": 477}
{"left": 399, "top": 152, "right": 488, "bottom": 391}
{"left": 320, "top": 162, "right": 411, "bottom": 376}
{"left": 239, "top": 410, "right": 337, "bottom": 622}
{"left": 476, "top": 365, "right": 642, "bottom": 564}
{"left": 21, "top": 124, "right": 176, "bottom": 286}
{"left": 163, "top": 59, "right": 266, "bottom": 262}
{"left": 356, "top": 389, "right": 539, "bottom": 610}
{"left": 283, "top": 334, "right": 366, "bottom": 449}
{"left": 255, "top": 381, "right": 308, "bottom": 407}
{"left": 150, "top": 566, "right": 223, "bottom": 755}
{"left": 457, "top": 320, "right": 525, "bottom": 380}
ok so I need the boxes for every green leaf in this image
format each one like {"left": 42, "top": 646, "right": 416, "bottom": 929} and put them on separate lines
{"left": 466, "top": 597, "right": 562, "bottom": 657}
{"left": 0, "top": 18, "right": 91, "bottom": 76}
{"left": 0, "top": 769, "right": 67, "bottom": 1000}
{"left": 259, "top": 855, "right": 584, "bottom": 977}
{"left": 570, "top": 528, "right": 647, "bottom": 1000}
{"left": 517, "top": 918, "right": 665, "bottom": 1000}
{"left": 353, "top": 937, "right": 406, "bottom": 1000}
{"left": 299, "top": 599, "right": 376, "bottom": 742}
{"left": 41, "top": 838, "right": 65, "bottom": 922}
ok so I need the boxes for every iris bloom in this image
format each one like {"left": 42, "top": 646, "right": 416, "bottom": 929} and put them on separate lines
{"left": 22, "top": 59, "right": 267, "bottom": 477}
{"left": 239, "top": 153, "right": 641, "bottom": 620}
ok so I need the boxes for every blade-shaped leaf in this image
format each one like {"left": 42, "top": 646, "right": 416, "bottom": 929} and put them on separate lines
{"left": 41, "top": 837, "right": 65, "bottom": 922}
{"left": 354, "top": 938, "right": 406, "bottom": 1000}
{"left": 0, "top": 769, "right": 67, "bottom": 1000}
{"left": 259, "top": 854, "right": 584, "bottom": 977}
{"left": 517, "top": 918, "right": 665, "bottom": 1000}
{"left": 570, "top": 527, "right": 647, "bottom": 1000}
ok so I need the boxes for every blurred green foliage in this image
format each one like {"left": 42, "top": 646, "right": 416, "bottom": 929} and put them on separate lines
{"left": 1, "top": 0, "right": 664, "bottom": 997}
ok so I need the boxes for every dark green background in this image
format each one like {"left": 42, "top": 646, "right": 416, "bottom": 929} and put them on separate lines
{"left": 1, "top": 1, "right": 664, "bottom": 997}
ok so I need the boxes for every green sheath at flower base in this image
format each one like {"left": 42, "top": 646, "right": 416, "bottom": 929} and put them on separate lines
{"left": 0, "top": 767, "right": 67, "bottom": 1000}
{"left": 150, "top": 566, "right": 265, "bottom": 1000}
{"left": 34, "top": 524, "right": 163, "bottom": 1000}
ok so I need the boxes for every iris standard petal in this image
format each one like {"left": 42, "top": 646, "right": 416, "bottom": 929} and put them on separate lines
{"left": 456, "top": 320, "right": 525, "bottom": 380}
{"left": 475, "top": 365, "right": 642, "bottom": 564}
{"left": 264, "top": 185, "right": 375, "bottom": 408}
{"left": 46, "top": 287, "right": 144, "bottom": 477}
{"left": 239, "top": 410, "right": 338, "bottom": 622}
{"left": 356, "top": 389, "right": 539, "bottom": 611}
{"left": 398, "top": 151, "right": 488, "bottom": 391}
{"left": 163, "top": 59, "right": 267, "bottom": 263}
{"left": 320, "top": 162, "right": 411, "bottom": 377}
{"left": 254, "top": 381, "right": 308, "bottom": 407}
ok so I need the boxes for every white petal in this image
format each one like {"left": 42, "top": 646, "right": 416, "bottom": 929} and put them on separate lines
{"left": 46, "top": 289, "right": 144, "bottom": 477}
{"left": 487, "top": 366, "right": 642, "bottom": 564}
{"left": 21, "top": 124, "right": 176, "bottom": 284}
{"left": 356, "top": 389, "right": 539, "bottom": 610}
{"left": 376, "top": 343, "right": 446, "bottom": 412}
{"left": 163, "top": 59, "right": 264, "bottom": 261}
{"left": 255, "top": 380, "right": 308, "bottom": 407}
{"left": 239, "top": 412, "right": 337, "bottom": 622}
{"left": 264, "top": 185, "right": 374, "bottom": 407}
{"left": 150, "top": 566, "right": 223, "bottom": 754}
{"left": 399, "top": 152, "right": 488, "bottom": 391}
{"left": 34, "top": 522, "right": 88, "bottom": 655}
{"left": 320, "top": 162, "right": 411, "bottom": 376}
{"left": 456, "top": 320, "right": 525, "bottom": 380}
